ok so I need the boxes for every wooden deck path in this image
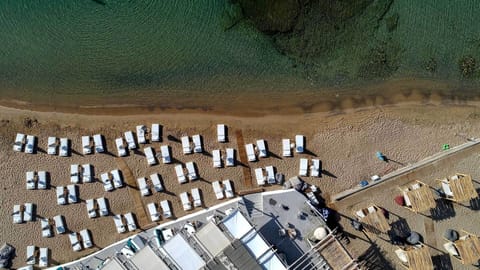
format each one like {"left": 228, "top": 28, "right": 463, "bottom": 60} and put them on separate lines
{"left": 235, "top": 129, "right": 253, "bottom": 188}
{"left": 115, "top": 157, "right": 149, "bottom": 228}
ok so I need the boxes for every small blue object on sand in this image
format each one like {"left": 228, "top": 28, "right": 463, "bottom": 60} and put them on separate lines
{"left": 360, "top": 180, "right": 369, "bottom": 187}
{"left": 376, "top": 151, "right": 387, "bottom": 161}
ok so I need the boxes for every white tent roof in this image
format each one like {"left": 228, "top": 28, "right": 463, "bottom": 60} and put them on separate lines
{"left": 162, "top": 234, "right": 205, "bottom": 270}
{"left": 258, "top": 250, "right": 287, "bottom": 270}
{"left": 195, "top": 222, "right": 231, "bottom": 256}
{"left": 221, "top": 209, "right": 253, "bottom": 239}
{"left": 130, "top": 246, "right": 169, "bottom": 270}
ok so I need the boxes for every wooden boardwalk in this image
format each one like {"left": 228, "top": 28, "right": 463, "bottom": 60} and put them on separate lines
{"left": 235, "top": 129, "right": 253, "bottom": 188}
{"left": 115, "top": 157, "right": 149, "bottom": 228}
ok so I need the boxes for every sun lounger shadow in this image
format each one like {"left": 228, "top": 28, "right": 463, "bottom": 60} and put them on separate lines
{"left": 103, "top": 150, "right": 117, "bottom": 157}
{"left": 167, "top": 135, "right": 180, "bottom": 143}
{"left": 469, "top": 194, "right": 480, "bottom": 210}
{"left": 321, "top": 169, "right": 336, "bottom": 179}
{"left": 385, "top": 158, "right": 405, "bottom": 166}
{"left": 303, "top": 149, "right": 317, "bottom": 157}
{"left": 163, "top": 190, "right": 176, "bottom": 196}
{"left": 268, "top": 151, "right": 282, "bottom": 160}
{"left": 132, "top": 149, "right": 145, "bottom": 156}
{"left": 202, "top": 151, "right": 212, "bottom": 157}
{"left": 197, "top": 177, "right": 210, "bottom": 183}
{"left": 237, "top": 161, "right": 249, "bottom": 168}
{"left": 171, "top": 157, "right": 183, "bottom": 165}
{"left": 36, "top": 147, "right": 47, "bottom": 154}
{"left": 71, "top": 148, "right": 83, "bottom": 156}
{"left": 429, "top": 199, "right": 455, "bottom": 221}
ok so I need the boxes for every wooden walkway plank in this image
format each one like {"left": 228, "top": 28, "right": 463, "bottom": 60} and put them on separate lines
{"left": 235, "top": 129, "right": 253, "bottom": 188}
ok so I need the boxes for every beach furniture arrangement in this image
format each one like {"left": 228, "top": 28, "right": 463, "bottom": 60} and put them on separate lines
{"left": 25, "top": 135, "right": 36, "bottom": 154}
{"left": 136, "top": 125, "right": 147, "bottom": 144}
{"left": 12, "top": 204, "right": 22, "bottom": 224}
{"left": 47, "top": 136, "right": 57, "bottom": 155}
{"left": 191, "top": 188, "right": 202, "bottom": 207}
{"left": 399, "top": 180, "right": 436, "bottom": 213}
{"left": 265, "top": 166, "right": 276, "bottom": 184}
{"left": 86, "top": 199, "right": 97, "bottom": 218}
{"left": 186, "top": 161, "right": 198, "bottom": 180}
{"left": 24, "top": 203, "right": 33, "bottom": 222}
{"left": 160, "top": 145, "right": 171, "bottom": 164}
{"left": 437, "top": 173, "right": 478, "bottom": 203}
{"left": 125, "top": 131, "right": 137, "bottom": 150}
{"left": 111, "top": 169, "right": 124, "bottom": 188}
{"left": 26, "top": 245, "right": 36, "bottom": 265}
{"left": 151, "top": 123, "right": 161, "bottom": 142}
{"left": 353, "top": 205, "right": 391, "bottom": 233}
{"left": 256, "top": 139, "right": 268, "bottom": 158}
{"left": 217, "top": 124, "right": 227, "bottom": 142}
{"left": 255, "top": 168, "right": 266, "bottom": 186}
{"left": 101, "top": 173, "right": 114, "bottom": 191}
{"left": 53, "top": 215, "right": 66, "bottom": 234}
{"left": 245, "top": 143, "right": 256, "bottom": 162}
{"left": 26, "top": 171, "right": 36, "bottom": 190}
{"left": 299, "top": 158, "right": 308, "bottom": 176}
{"left": 223, "top": 179, "right": 234, "bottom": 198}
{"left": 115, "top": 138, "right": 127, "bottom": 157}
{"left": 67, "top": 184, "right": 78, "bottom": 204}
{"left": 180, "top": 192, "right": 192, "bottom": 211}
{"left": 181, "top": 136, "right": 192, "bottom": 154}
{"left": 175, "top": 165, "right": 187, "bottom": 184}
{"left": 295, "top": 135, "right": 305, "bottom": 153}
{"left": 82, "top": 164, "right": 92, "bottom": 183}
{"left": 56, "top": 186, "right": 66, "bottom": 205}
{"left": 25, "top": 246, "right": 47, "bottom": 268}
{"left": 395, "top": 244, "right": 433, "bottom": 270}
{"left": 124, "top": 212, "right": 137, "bottom": 231}
{"left": 212, "top": 181, "right": 224, "bottom": 199}
{"left": 160, "top": 200, "right": 172, "bottom": 218}
{"left": 137, "top": 177, "right": 151, "bottom": 196}
{"left": 443, "top": 230, "right": 480, "bottom": 265}
{"left": 40, "top": 218, "right": 52, "bottom": 237}
{"left": 150, "top": 173, "right": 164, "bottom": 192}
{"left": 192, "top": 134, "right": 203, "bottom": 153}
{"left": 68, "top": 232, "right": 83, "bottom": 251}
{"left": 37, "top": 171, "right": 47, "bottom": 189}
{"left": 113, "top": 214, "right": 126, "bottom": 233}
{"left": 148, "top": 203, "right": 160, "bottom": 222}
{"left": 82, "top": 136, "right": 92, "bottom": 155}
{"left": 39, "top": 247, "right": 48, "bottom": 267}
{"left": 282, "top": 139, "right": 292, "bottom": 157}
{"left": 93, "top": 134, "right": 104, "bottom": 153}
{"left": 71, "top": 164, "right": 80, "bottom": 183}
{"left": 311, "top": 159, "right": 320, "bottom": 177}
{"left": 144, "top": 146, "right": 157, "bottom": 165}
{"left": 97, "top": 197, "right": 109, "bottom": 216}
{"left": 226, "top": 148, "right": 235, "bottom": 166}
{"left": 213, "top": 149, "right": 222, "bottom": 167}
{"left": 59, "top": 138, "right": 69, "bottom": 157}
{"left": 13, "top": 133, "right": 25, "bottom": 152}
{"left": 79, "top": 229, "right": 93, "bottom": 248}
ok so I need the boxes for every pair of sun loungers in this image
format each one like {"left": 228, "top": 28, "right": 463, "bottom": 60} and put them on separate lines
{"left": 245, "top": 139, "right": 268, "bottom": 162}
{"left": 13, "top": 133, "right": 35, "bottom": 154}
{"left": 212, "top": 148, "right": 235, "bottom": 167}
{"left": 212, "top": 180, "right": 234, "bottom": 200}
{"left": 123, "top": 125, "right": 148, "bottom": 150}
{"left": 26, "top": 171, "right": 47, "bottom": 190}
{"left": 100, "top": 170, "right": 123, "bottom": 191}
{"left": 85, "top": 197, "right": 109, "bottom": 218}
{"left": 180, "top": 135, "right": 203, "bottom": 154}
{"left": 175, "top": 162, "right": 198, "bottom": 184}
{"left": 299, "top": 158, "right": 320, "bottom": 177}
{"left": 147, "top": 200, "right": 173, "bottom": 222}
{"left": 81, "top": 134, "right": 104, "bottom": 154}
{"left": 282, "top": 135, "right": 305, "bottom": 157}
{"left": 255, "top": 166, "right": 276, "bottom": 186}
{"left": 47, "top": 136, "right": 69, "bottom": 156}
{"left": 12, "top": 203, "right": 33, "bottom": 224}
{"left": 39, "top": 215, "right": 65, "bottom": 238}
{"left": 113, "top": 213, "right": 137, "bottom": 234}
{"left": 56, "top": 185, "right": 78, "bottom": 205}
{"left": 26, "top": 246, "right": 48, "bottom": 267}
{"left": 70, "top": 164, "right": 93, "bottom": 183}
{"left": 69, "top": 229, "right": 92, "bottom": 251}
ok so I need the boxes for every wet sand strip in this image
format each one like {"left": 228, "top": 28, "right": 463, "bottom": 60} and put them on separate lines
{"left": 115, "top": 157, "right": 149, "bottom": 228}
{"left": 235, "top": 129, "right": 253, "bottom": 188}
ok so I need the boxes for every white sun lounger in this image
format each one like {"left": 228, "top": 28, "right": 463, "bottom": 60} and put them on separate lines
{"left": 160, "top": 145, "right": 171, "bottom": 164}
{"left": 282, "top": 139, "right": 291, "bottom": 157}
{"left": 299, "top": 158, "right": 308, "bottom": 176}
{"left": 56, "top": 186, "right": 66, "bottom": 205}
{"left": 137, "top": 177, "right": 150, "bottom": 196}
{"left": 82, "top": 136, "right": 91, "bottom": 155}
{"left": 67, "top": 184, "right": 78, "bottom": 204}
{"left": 124, "top": 131, "right": 137, "bottom": 150}
{"left": 212, "top": 181, "right": 224, "bottom": 200}
{"left": 255, "top": 168, "right": 265, "bottom": 186}
{"left": 181, "top": 136, "right": 192, "bottom": 154}
{"left": 41, "top": 218, "right": 52, "bottom": 237}
{"left": 39, "top": 247, "right": 48, "bottom": 267}
{"left": 26, "top": 171, "right": 35, "bottom": 190}
{"left": 13, "top": 133, "right": 25, "bottom": 152}
{"left": 93, "top": 134, "right": 104, "bottom": 153}
{"left": 311, "top": 159, "right": 320, "bottom": 177}
{"left": 79, "top": 229, "right": 92, "bottom": 248}
{"left": 59, "top": 138, "right": 69, "bottom": 157}
{"left": 144, "top": 147, "right": 157, "bottom": 165}
{"left": 403, "top": 192, "right": 412, "bottom": 207}
{"left": 25, "top": 135, "right": 35, "bottom": 154}
{"left": 86, "top": 199, "right": 96, "bottom": 218}
{"left": 213, "top": 149, "right": 222, "bottom": 168}
{"left": 101, "top": 173, "right": 114, "bottom": 191}
{"left": 47, "top": 136, "right": 57, "bottom": 155}
{"left": 147, "top": 203, "right": 160, "bottom": 222}
{"left": 160, "top": 200, "right": 172, "bottom": 218}
{"left": 37, "top": 171, "right": 47, "bottom": 189}
{"left": 186, "top": 161, "right": 198, "bottom": 180}
{"left": 97, "top": 197, "right": 108, "bottom": 216}
{"left": 192, "top": 134, "right": 203, "bottom": 153}
{"left": 136, "top": 125, "right": 147, "bottom": 144}
{"left": 441, "top": 182, "right": 454, "bottom": 197}
{"left": 13, "top": 204, "right": 22, "bottom": 224}
{"left": 191, "top": 188, "right": 202, "bottom": 207}
{"left": 226, "top": 148, "right": 235, "bottom": 167}
{"left": 266, "top": 166, "right": 276, "bottom": 184}
{"left": 150, "top": 173, "right": 163, "bottom": 192}
{"left": 217, "top": 124, "right": 226, "bottom": 142}
{"left": 245, "top": 144, "right": 256, "bottom": 162}
{"left": 53, "top": 215, "right": 66, "bottom": 234}
{"left": 223, "top": 180, "right": 234, "bottom": 198}
{"left": 151, "top": 124, "right": 160, "bottom": 142}
{"left": 26, "top": 245, "right": 36, "bottom": 265}
{"left": 295, "top": 135, "right": 305, "bottom": 153}
{"left": 113, "top": 214, "right": 126, "bottom": 233}
{"left": 111, "top": 169, "right": 123, "bottom": 188}
{"left": 69, "top": 232, "right": 83, "bottom": 251}
{"left": 115, "top": 138, "right": 127, "bottom": 157}
{"left": 24, "top": 203, "right": 33, "bottom": 222}
{"left": 256, "top": 139, "right": 268, "bottom": 158}
{"left": 175, "top": 165, "right": 187, "bottom": 184}
{"left": 71, "top": 164, "right": 79, "bottom": 183}
{"left": 81, "top": 164, "right": 92, "bottom": 183}
{"left": 180, "top": 192, "right": 192, "bottom": 211}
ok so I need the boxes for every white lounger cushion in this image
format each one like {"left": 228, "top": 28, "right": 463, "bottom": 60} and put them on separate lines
{"left": 39, "top": 247, "right": 48, "bottom": 267}
{"left": 223, "top": 180, "right": 234, "bottom": 198}
{"left": 186, "top": 161, "right": 198, "bottom": 180}
{"left": 26, "top": 171, "right": 35, "bottom": 190}
{"left": 25, "top": 135, "right": 35, "bottom": 154}
{"left": 37, "top": 171, "right": 47, "bottom": 189}
{"left": 150, "top": 173, "right": 163, "bottom": 192}
{"left": 86, "top": 199, "right": 97, "bottom": 218}
{"left": 115, "top": 138, "right": 127, "bottom": 157}
{"left": 394, "top": 249, "right": 408, "bottom": 263}
{"left": 97, "top": 197, "right": 109, "bottom": 216}
{"left": 67, "top": 184, "right": 78, "bottom": 203}
{"left": 24, "top": 203, "right": 33, "bottom": 222}
{"left": 93, "top": 134, "right": 104, "bottom": 153}
{"left": 124, "top": 131, "right": 137, "bottom": 149}
{"left": 69, "top": 233, "right": 82, "bottom": 251}
{"left": 160, "top": 200, "right": 172, "bottom": 218}
{"left": 160, "top": 145, "right": 171, "bottom": 164}
{"left": 175, "top": 165, "right": 187, "bottom": 184}
{"left": 255, "top": 168, "right": 265, "bottom": 186}
{"left": 212, "top": 181, "right": 224, "bottom": 199}
{"left": 311, "top": 159, "right": 320, "bottom": 177}
{"left": 266, "top": 166, "right": 276, "bottom": 184}
{"left": 403, "top": 192, "right": 412, "bottom": 207}
{"left": 217, "top": 124, "right": 226, "bottom": 142}
{"left": 443, "top": 242, "right": 459, "bottom": 256}
{"left": 80, "top": 229, "right": 92, "bottom": 248}
{"left": 191, "top": 188, "right": 202, "bottom": 207}
{"left": 213, "top": 150, "right": 222, "bottom": 168}
{"left": 113, "top": 215, "right": 126, "bottom": 233}
{"left": 299, "top": 158, "right": 308, "bottom": 176}
{"left": 101, "top": 173, "right": 114, "bottom": 191}
{"left": 295, "top": 135, "right": 305, "bottom": 153}
{"left": 442, "top": 182, "right": 454, "bottom": 197}
{"left": 41, "top": 218, "right": 52, "bottom": 237}
{"left": 180, "top": 192, "right": 192, "bottom": 211}
{"left": 124, "top": 212, "right": 137, "bottom": 231}
{"left": 111, "top": 170, "right": 123, "bottom": 188}
{"left": 136, "top": 125, "right": 146, "bottom": 144}
{"left": 256, "top": 139, "right": 268, "bottom": 158}
{"left": 13, "top": 133, "right": 25, "bottom": 152}
{"left": 13, "top": 204, "right": 22, "bottom": 224}
{"left": 181, "top": 136, "right": 192, "bottom": 154}
{"left": 26, "top": 245, "right": 36, "bottom": 265}
{"left": 151, "top": 124, "right": 160, "bottom": 141}
{"left": 144, "top": 147, "right": 157, "bottom": 165}
{"left": 59, "top": 138, "right": 69, "bottom": 157}
{"left": 53, "top": 215, "right": 65, "bottom": 234}
{"left": 282, "top": 139, "right": 291, "bottom": 157}
{"left": 82, "top": 164, "right": 92, "bottom": 183}
{"left": 56, "top": 186, "right": 66, "bottom": 205}
{"left": 192, "top": 134, "right": 203, "bottom": 153}
{"left": 82, "top": 136, "right": 91, "bottom": 155}
{"left": 245, "top": 144, "right": 256, "bottom": 162}
{"left": 137, "top": 177, "right": 150, "bottom": 196}
{"left": 47, "top": 136, "right": 57, "bottom": 155}
{"left": 148, "top": 203, "right": 160, "bottom": 222}
{"left": 71, "top": 164, "right": 79, "bottom": 183}
{"left": 226, "top": 148, "right": 235, "bottom": 166}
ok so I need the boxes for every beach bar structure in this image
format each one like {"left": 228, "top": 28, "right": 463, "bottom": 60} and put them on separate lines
{"left": 437, "top": 173, "right": 479, "bottom": 203}
{"left": 445, "top": 231, "right": 480, "bottom": 265}
{"left": 399, "top": 180, "right": 436, "bottom": 213}
{"left": 353, "top": 204, "right": 391, "bottom": 233}
{"left": 395, "top": 244, "right": 433, "bottom": 270}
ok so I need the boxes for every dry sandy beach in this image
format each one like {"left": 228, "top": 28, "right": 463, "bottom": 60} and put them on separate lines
{"left": 2, "top": 101, "right": 480, "bottom": 268}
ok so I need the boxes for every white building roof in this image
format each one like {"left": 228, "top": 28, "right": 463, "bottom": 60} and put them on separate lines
{"left": 195, "top": 221, "right": 231, "bottom": 256}
{"left": 162, "top": 234, "right": 205, "bottom": 269}
{"left": 130, "top": 245, "right": 169, "bottom": 270}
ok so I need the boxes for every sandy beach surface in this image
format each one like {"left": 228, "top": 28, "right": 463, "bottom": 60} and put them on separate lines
{"left": 2, "top": 102, "right": 480, "bottom": 268}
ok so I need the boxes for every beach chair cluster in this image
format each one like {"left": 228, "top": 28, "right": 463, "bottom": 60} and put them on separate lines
{"left": 179, "top": 134, "right": 204, "bottom": 154}
{"left": 68, "top": 229, "right": 92, "bottom": 251}
{"left": 85, "top": 197, "right": 109, "bottom": 218}
{"left": 25, "top": 171, "right": 48, "bottom": 190}
{"left": 82, "top": 134, "right": 104, "bottom": 154}
{"left": 113, "top": 213, "right": 137, "bottom": 234}
{"left": 175, "top": 162, "right": 198, "bottom": 184}
{"left": 245, "top": 139, "right": 268, "bottom": 162}
{"left": 282, "top": 135, "right": 305, "bottom": 157}
{"left": 255, "top": 166, "right": 276, "bottom": 186}
{"left": 100, "top": 169, "right": 124, "bottom": 191}
{"left": 298, "top": 158, "right": 320, "bottom": 177}
{"left": 147, "top": 200, "right": 172, "bottom": 222}
{"left": 56, "top": 185, "right": 78, "bottom": 205}
{"left": 13, "top": 133, "right": 36, "bottom": 154}
{"left": 70, "top": 164, "right": 93, "bottom": 183}
{"left": 26, "top": 246, "right": 48, "bottom": 267}
{"left": 212, "top": 180, "right": 234, "bottom": 200}
{"left": 437, "top": 173, "right": 479, "bottom": 203}
{"left": 12, "top": 203, "right": 34, "bottom": 224}
{"left": 212, "top": 148, "right": 235, "bottom": 167}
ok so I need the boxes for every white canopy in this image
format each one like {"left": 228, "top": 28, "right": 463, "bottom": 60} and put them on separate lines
{"left": 162, "top": 234, "right": 205, "bottom": 269}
